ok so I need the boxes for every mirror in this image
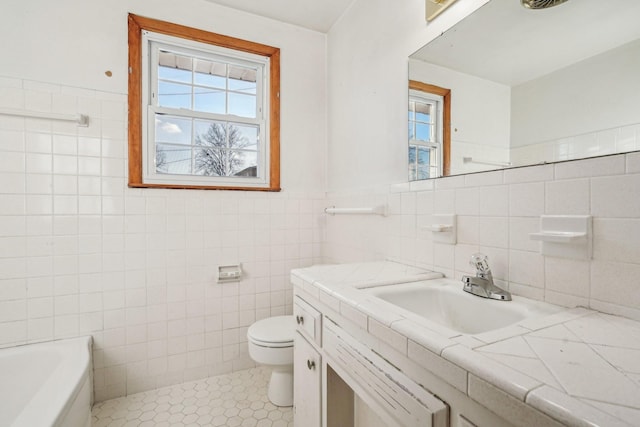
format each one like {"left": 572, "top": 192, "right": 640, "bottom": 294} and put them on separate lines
{"left": 409, "top": 0, "right": 640, "bottom": 178}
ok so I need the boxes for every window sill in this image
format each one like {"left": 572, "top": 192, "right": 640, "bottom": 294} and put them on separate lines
{"left": 127, "top": 182, "right": 281, "bottom": 191}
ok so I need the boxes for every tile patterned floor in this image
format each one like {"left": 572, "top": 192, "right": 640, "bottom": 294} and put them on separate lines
{"left": 92, "top": 367, "right": 293, "bottom": 427}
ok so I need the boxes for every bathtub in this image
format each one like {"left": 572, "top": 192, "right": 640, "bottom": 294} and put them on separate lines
{"left": 0, "top": 336, "right": 93, "bottom": 427}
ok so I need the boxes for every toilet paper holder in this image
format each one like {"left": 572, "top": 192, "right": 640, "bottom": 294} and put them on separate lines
{"left": 218, "top": 264, "right": 243, "bottom": 283}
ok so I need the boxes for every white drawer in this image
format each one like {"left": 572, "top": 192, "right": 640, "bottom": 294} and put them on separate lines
{"left": 294, "top": 296, "right": 322, "bottom": 346}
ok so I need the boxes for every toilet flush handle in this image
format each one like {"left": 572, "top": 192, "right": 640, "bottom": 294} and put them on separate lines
{"left": 296, "top": 315, "right": 304, "bottom": 325}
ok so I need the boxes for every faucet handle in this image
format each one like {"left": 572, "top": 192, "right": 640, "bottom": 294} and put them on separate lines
{"left": 470, "top": 253, "right": 490, "bottom": 273}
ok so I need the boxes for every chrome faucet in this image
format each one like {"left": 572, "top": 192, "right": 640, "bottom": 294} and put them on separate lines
{"left": 462, "top": 253, "right": 512, "bottom": 301}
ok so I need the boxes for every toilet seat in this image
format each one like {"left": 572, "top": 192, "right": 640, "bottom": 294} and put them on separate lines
{"left": 249, "top": 338, "right": 293, "bottom": 348}
{"left": 247, "top": 316, "right": 295, "bottom": 348}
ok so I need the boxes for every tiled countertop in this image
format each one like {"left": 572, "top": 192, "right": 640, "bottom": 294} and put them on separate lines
{"left": 291, "top": 261, "right": 640, "bottom": 427}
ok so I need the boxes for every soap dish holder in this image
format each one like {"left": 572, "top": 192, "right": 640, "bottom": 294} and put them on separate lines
{"left": 529, "top": 215, "right": 592, "bottom": 260}
{"left": 529, "top": 231, "right": 586, "bottom": 243}
{"left": 423, "top": 214, "right": 456, "bottom": 244}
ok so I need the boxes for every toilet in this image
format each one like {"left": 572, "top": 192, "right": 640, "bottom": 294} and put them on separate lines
{"left": 247, "top": 315, "right": 296, "bottom": 407}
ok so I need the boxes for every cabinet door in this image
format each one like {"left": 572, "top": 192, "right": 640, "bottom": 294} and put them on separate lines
{"left": 294, "top": 331, "right": 321, "bottom": 427}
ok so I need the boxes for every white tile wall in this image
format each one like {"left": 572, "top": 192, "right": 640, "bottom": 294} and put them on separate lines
{"left": 323, "top": 150, "right": 640, "bottom": 321}
{"left": 0, "top": 77, "right": 324, "bottom": 401}
{"left": 510, "top": 123, "right": 640, "bottom": 167}
{"left": 3, "top": 73, "right": 640, "bottom": 403}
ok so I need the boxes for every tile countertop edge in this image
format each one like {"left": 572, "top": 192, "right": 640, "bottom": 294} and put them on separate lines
{"left": 290, "top": 267, "right": 636, "bottom": 427}
{"left": 441, "top": 344, "right": 542, "bottom": 401}
{"left": 526, "top": 386, "right": 632, "bottom": 427}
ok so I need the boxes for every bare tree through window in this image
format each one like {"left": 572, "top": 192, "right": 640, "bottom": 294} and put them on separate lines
{"left": 155, "top": 147, "right": 167, "bottom": 171}
{"left": 154, "top": 121, "right": 257, "bottom": 177}
{"left": 195, "top": 123, "right": 254, "bottom": 176}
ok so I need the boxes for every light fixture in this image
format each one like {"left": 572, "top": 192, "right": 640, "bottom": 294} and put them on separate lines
{"left": 426, "top": 0, "right": 459, "bottom": 22}
{"left": 521, "top": 0, "right": 569, "bottom": 10}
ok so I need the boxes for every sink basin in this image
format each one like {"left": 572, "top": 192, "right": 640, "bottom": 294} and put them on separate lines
{"left": 363, "top": 279, "right": 561, "bottom": 335}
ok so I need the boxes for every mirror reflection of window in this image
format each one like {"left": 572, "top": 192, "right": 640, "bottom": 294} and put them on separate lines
{"left": 408, "top": 93, "right": 440, "bottom": 180}
{"left": 408, "top": 81, "right": 450, "bottom": 180}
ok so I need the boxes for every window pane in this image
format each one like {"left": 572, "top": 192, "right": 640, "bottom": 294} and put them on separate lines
{"left": 193, "top": 146, "right": 224, "bottom": 176}
{"left": 192, "top": 148, "right": 258, "bottom": 177}
{"left": 156, "top": 143, "right": 192, "bottom": 175}
{"left": 158, "top": 51, "right": 192, "bottom": 83}
{"left": 417, "top": 147, "right": 432, "bottom": 180}
{"left": 193, "top": 120, "right": 257, "bottom": 177}
{"left": 417, "top": 166, "right": 430, "bottom": 180}
{"left": 194, "top": 87, "right": 225, "bottom": 114}
{"left": 158, "top": 81, "right": 192, "bottom": 109}
{"left": 195, "top": 119, "right": 227, "bottom": 148}
{"left": 416, "top": 111, "right": 432, "bottom": 123}
{"left": 408, "top": 146, "right": 417, "bottom": 181}
{"left": 230, "top": 150, "right": 258, "bottom": 176}
{"left": 229, "top": 93, "right": 256, "bottom": 118}
{"left": 159, "top": 66, "right": 191, "bottom": 84}
{"left": 233, "top": 124, "right": 259, "bottom": 150}
{"left": 418, "top": 147, "right": 431, "bottom": 164}
{"left": 194, "top": 58, "right": 226, "bottom": 88}
{"left": 155, "top": 115, "right": 192, "bottom": 145}
{"left": 195, "top": 72, "right": 226, "bottom": 89}
{"left": 228, "top": 65, "right": 257, "bottom": 94}
{"left": 194, "top": 121, "right": 258, "bottom": 175}
{"left": 415, "top": 102, "right": 433, "bottom": 121}
{"left": 415, "top": 123, "right": 431, "bottom": 141}
{"left": 408, "top": 122, "right": 415, "bottom": 140}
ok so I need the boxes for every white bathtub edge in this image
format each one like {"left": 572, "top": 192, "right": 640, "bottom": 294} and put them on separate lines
{"left": 5, "top": 335, "right": 93, "bottom": 427}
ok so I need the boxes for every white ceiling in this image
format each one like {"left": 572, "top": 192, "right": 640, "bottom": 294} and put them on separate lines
{"left": 411, "top": 0, "right": 640, "bottom": 86}
{"left": 203, "top": 0, "right": 355, "bottom": 32}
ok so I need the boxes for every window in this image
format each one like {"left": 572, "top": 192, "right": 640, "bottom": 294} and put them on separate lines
{"left": 408, "top": 81, "right": 451, "bottom": 179}
{"left": 128, "top": 14, "right": 280, "bottom": 191}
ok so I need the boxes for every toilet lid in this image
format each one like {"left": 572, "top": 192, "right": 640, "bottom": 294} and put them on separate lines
{"left": 248, "top": 316, "right": 295, "bottom": 346}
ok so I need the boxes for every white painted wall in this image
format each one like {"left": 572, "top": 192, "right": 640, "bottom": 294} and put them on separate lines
{"left": 0, "top": 0, "right": 326, "bottom": 401}
{"left": 511, "top": 38, "right": 640, "bottom": 148}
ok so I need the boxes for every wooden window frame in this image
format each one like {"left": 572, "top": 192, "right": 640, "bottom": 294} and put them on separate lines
{"left": 128, "top": 14, "right": 281, "bottom": 191}
{"left": 409, "top": 80, "right": 451, "bottom": 176}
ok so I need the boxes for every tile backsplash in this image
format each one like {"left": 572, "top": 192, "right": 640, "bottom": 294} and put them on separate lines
{"left": 0, "top": 76, "right": 323, "bottom": 401}
{"left": 511, "top": 122, "right": 640, "bottom": 167}
{"left": 323, "top": 153, "right": 640, "bottom": 322}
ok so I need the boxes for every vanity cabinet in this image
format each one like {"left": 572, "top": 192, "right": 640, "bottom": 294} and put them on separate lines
{"left": 292, "top": 290, "right": 538, "bottom": 427}
{"left": 293, "top": 295, "right": 450, "bottom": 427}
{"left": 293, "top": 331, "right": 321, "bottom": 427}
{"left": 290, "top": 262, "right": 584, "bottom": 427}
{"left": 293, "top": 297, "right": 323, "bottom": 427}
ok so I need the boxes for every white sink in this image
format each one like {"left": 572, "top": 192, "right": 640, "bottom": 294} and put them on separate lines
{"left": 363, "top": 279, "right": 561, "bottom": 335}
